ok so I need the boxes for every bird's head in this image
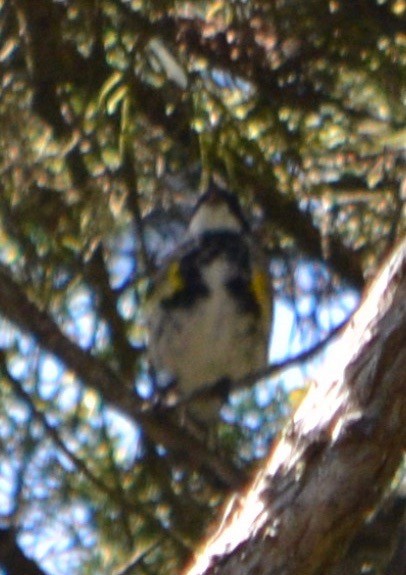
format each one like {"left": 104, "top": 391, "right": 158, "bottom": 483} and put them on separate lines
{"left": 187, "top": 182, "right": 250, "bottom": 237}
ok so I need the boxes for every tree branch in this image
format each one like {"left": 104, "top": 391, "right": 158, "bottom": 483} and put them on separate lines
{"left": 84, "top": 245, "right": 140, "bottom": 380}
{"left": 10, "top": 0, "right": 367, "bottom": 289}
{"left": 0, "top": 263, "right": 244, "bottom": 488}
{"left": 249, "top": 177, "right": 365, "bottom": 289}
{"left": 185, "top": 236, "right": 406, "bottom": 575}
{"left": 176, "top": 317, "right": 349, "bottom": 409}
{"left": 328, "top": 493, "right": 406, "bottom": 575}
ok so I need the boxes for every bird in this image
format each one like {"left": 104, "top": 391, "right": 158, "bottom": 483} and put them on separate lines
{"left": 145, "top": 181, "right": 272, "bottom": 425}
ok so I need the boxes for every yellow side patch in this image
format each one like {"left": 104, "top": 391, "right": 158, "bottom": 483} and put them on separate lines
{"left": 166, "top": 261, "right": 185, "bottom": 294}
{"left": 164, "top": 262, "right": 185, "bottom": 296}
{"left": 251, "top": 268, "right": 271, "bottom": 320}
{"left": 146, "top": 260, "right": 185, "bottom": 305}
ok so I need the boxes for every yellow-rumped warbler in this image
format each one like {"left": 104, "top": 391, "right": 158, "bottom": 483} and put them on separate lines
{"left": 145, "top": 182, "right": 272, "bottom": 422}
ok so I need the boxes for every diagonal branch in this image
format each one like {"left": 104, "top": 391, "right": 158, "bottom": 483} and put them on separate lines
{"left": 84, "top": 245, "right": 141, "bottom": 380}
{"left": 176, "top": 316, "right": 349, "bottom": 410}
{"left": 242, "top": 174, "right": 365, "bottom": 289}
{"left": 0, "top": 263, "right": 243, "bottom": 488}
{"left": 1, "top": 359, "right": 191, "bottom": 553}
{"left": 185, "top": 235, "right": 406, "bottom": 575}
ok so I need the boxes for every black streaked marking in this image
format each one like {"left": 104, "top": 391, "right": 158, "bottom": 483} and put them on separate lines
{"left": 226, "top": 276, "right": 261, "bottom": 316}
{"left": 160, "top": 246, "right": 209, "bottom": 309}
{"left": 160, "top": 230, "right": 258, "bottom": 312}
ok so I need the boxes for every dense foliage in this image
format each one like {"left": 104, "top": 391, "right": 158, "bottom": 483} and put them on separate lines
{"left": 0, "top": 1, "right": 404, "bottom": 574}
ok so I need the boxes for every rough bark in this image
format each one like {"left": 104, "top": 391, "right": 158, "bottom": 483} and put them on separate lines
{"left": 328, "top": 493, "right": 406, "bottom": 575}
{"left": 185, "top": 236, "right": 406, "bottom": 575}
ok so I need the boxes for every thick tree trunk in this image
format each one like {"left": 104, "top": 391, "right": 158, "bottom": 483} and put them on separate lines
{"left": 185, "top": 237, "right": 406, "bottom": 575}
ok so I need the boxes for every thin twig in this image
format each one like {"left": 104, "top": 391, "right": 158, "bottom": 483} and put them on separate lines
{"left": 0, "top": 355, "right": 113, "bottom": 494}
{"left": 113, "top": 541, "right": 161, "bottom": 575}
{"left": 175, "top": 316, "right": 350, "bottom": 408}
{"left": 0, "top": 355, "right": 191, "bottom": 552}
{"left": 121, "top": 145, "right": 154, "bottom": 276}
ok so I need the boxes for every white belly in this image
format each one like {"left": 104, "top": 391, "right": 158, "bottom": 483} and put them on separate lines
{"left": 148, "top": 258, "right": 268, "bottom": 403}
